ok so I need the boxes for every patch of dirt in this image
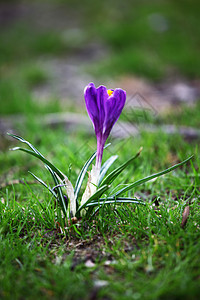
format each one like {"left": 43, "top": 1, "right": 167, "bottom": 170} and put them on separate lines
{"left": 32, "top": 56, "right": 200, "bottom": 114}
{"left": 117, "top": 76, "right": 200, "bottom": 114}
{"left": 1, "top": 113, "right": 200, "bottom": 141}
{"left": 41, "top": 228, "right": 139, "bottom": 270}
{"left": 0, "top": 2, "right": 79, "bottom": 29}
{"left": 32, "top": 44, "right": 108, "bottom": 105}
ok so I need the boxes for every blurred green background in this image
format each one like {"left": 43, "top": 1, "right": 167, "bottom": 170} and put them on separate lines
{"left": 0, "top": 0, "right": 200, "bottom": 115}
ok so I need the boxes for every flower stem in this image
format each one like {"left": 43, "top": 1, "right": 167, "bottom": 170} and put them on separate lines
{"left": 96, "top": 137, "right": 104, "bottom": 170}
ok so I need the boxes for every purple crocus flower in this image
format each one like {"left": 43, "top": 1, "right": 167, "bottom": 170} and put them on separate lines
{"left": 84, "top": 82, "right": 126, "bottom": 170}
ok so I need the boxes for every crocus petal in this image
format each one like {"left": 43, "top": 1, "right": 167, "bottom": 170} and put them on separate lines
{"left": 84, "top": 83, "right": 99, "bottom": 133}
{"left": 112, "top": 88, "right": 126, "bottom": 108}
{"left": 96, "top": 85, "right": 107, "bottom": 135}
{"left": 104, "top": 88, "right": 126, "bottom": 139}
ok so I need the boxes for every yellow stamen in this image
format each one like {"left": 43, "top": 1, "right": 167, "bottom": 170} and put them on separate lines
{"left": 107, "top": 89, "right": 113, "bottom": 96}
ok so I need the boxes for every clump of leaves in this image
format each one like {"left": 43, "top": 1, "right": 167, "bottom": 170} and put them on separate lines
{"left": 8, "top": 134, "right": 192, "bottom": 222}
{"left": 8, "top": 83, "right": 193, "bottom": 223}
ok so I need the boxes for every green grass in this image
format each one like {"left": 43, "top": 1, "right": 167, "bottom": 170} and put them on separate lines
{"left": 0, "top": 23, "right": 68, "bottom": 65}
{"left": 0, "top": 115, "right": 199, "bottom": 299}
{"left": 0, "top": 189, "right": 200, "bottom": 299}
{"left": 85, "top": 0, "right": 200, "bottom": 79}
{"left": 120, "top": 99, "right": 200, "bottom": 129}
{"left": 21, "top": 64, "right": 49, "bottom": 87}
{"left": 161, "top": 102, "right": 200, "bottom": 128}
{"left": 0, "top": 74, "right": 63, "bottom": 115}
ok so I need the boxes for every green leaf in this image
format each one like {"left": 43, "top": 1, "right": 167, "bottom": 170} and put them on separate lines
{"left": 75, "top": 184, "right": 110, "bottom": 216}
{"left": 98, "top": 155, "right": 118, "bottom": 186}
{"left": 85, "top": 197, "right": 144, "bottom": 219}
{"left": 100, "top": 147, "right": 142, "bottom": 186}
{"left": 9, "top": 133, "right": 65, "bottom": 182}
{"left": 92, "top": 196, "right": 145, "bottom": 203}
{"left": 29, "top": 171, "right": 57, "bottom": 198}
{"left": 12, "top": 147, "right": 65, "bottom": 181}
{"left": 85, "top": 198, "right": 144, "bottom": 207}
{"left": 50, "top": 172, "right": 68, "bottom": 216}
{"left": 9, "top": 133, "right": 68, "bottom": 215}
{"left": 74, "top": 143, "right": 111, "bottom": 204}
{"left": 115, "top": 155, "right": 194, "bottom": 197}
{"left": 8, "top": 133, "right": 44, "bottom": 156}
{"left": 74, "top": 150, "right": 97, "bottom": 204}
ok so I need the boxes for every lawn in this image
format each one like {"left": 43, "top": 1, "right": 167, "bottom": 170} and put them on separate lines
{"left": 1, "top": 104, "right": 199, "bottom": 299}
{"left": 0, "top": 0, "right": 200, "bottom": 299}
